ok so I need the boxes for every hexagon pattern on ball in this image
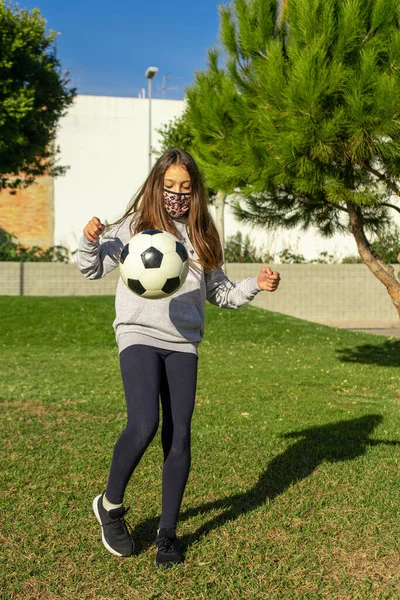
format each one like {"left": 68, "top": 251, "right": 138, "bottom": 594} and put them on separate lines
{"left": 119, "top": 229, "right": 189, "bottom": 299}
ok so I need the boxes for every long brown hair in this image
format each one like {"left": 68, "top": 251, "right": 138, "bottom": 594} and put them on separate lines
{"left": 107, "top": 148, "right": 222, "bottom": 272}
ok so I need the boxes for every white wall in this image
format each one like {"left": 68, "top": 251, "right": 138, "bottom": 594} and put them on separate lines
{"left": 213, "top": 203, "right": 360, "bottom": 262}
{"left": 54, "top": 95, "right": 186, "bottom": 251}
{"left": 54, "top": 94, "right": 382, "bottom": 261}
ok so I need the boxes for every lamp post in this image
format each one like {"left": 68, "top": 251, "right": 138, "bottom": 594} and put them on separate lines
{"left": 145, "top": 66, "right": 159, "bottom": 172}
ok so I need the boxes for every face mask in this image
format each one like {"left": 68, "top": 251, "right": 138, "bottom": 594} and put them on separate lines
{"left": 162, "top": 189, "right": 191, "bottom": 218}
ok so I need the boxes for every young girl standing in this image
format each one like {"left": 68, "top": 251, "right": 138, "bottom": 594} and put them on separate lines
{"left": 77, "top": 148, "right": 280, "bottom": 568}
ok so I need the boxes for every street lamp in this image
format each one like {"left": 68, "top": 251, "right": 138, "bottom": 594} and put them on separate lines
{"left": 145, "top": 66, "right": 159, "bottom": 172}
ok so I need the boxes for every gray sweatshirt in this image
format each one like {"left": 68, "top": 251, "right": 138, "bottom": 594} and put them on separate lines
{"left": 77, "top": 217, "right": 261, "bottom": 355}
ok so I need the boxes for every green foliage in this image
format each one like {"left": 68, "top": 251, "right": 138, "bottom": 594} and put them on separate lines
{"left": 342, "top": 254, "right": 363, "bottom": 263}
{"left": 0, "top": 230, "right": 69, "bottom": 262}
{"left": 224, "top": 235, "right": 367, "bottom": 264}
{"left": 371, "top": 223, "right": 400, "bottom": 263}
{"left": 0, "top": 1, "right": 76, "bottom": 190}
{"left": 156, "top": 113, "right": 194, "bottom": 155}
{"left": 310, "top": 251, "right": 337, "bottom": 264}
{"left": 186, "top": 0, "right": 400, "bottom": 239}
{"left": 277, "top": 248, "right": 307, "bottom": 264}
{"left": 224, "top": 235, "right": 341, "bottom": 263}
{"left": 224, "top": 230, "right": 271, "bottom": 262}
{"left": 275, "top": 248, "right": 337, "bottom": 263}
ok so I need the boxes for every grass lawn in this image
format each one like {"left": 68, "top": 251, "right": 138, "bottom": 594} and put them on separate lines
{"left": 1, "top": 296, "right": 400, "bottom": 600}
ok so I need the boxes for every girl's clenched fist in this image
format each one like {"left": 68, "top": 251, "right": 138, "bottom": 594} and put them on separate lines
{"left": 83, "top": 216, "right": 105, "bottom": 243}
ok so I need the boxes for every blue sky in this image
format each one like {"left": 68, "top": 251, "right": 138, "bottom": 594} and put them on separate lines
{"left": 20, "top": 0, "right": 224, "bottom": 99}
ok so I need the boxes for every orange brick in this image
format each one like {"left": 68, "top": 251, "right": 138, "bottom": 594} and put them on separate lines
{"left": 0, "top": 175, "right": 54, "bottom": 248}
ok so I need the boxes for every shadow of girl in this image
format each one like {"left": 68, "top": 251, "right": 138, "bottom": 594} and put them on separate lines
{"left": 132, "top": 414, "right": 399, "bottom": 553}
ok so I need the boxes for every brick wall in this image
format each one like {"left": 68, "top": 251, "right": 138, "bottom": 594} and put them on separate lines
{"left": 1, "top": 262, "right": 399, "bottom": 328}
{"left": 0, "top": 174, "right": 54, "bottom": 248}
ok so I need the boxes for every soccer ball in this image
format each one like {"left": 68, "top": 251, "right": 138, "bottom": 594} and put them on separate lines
{"left": 119, "top": 229, "right": 189, "bottom": 299}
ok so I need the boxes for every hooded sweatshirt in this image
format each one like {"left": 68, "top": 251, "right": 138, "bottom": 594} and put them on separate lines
{"left": 77, "top": 217, "right": 261, "bottom": 355}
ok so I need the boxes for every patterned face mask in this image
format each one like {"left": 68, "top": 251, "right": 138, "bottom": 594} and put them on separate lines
{"left": 162, "top": 189, "right": 191, "bottom": 218}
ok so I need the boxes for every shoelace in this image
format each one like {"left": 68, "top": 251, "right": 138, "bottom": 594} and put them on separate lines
{"left": 157, "top": 535, "right": 177, "bottom": 554}
{"left": 111, "top": 507, "right": 133, "bottom": 538}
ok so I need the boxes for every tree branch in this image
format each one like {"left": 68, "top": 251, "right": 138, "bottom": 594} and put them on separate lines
{"left": 327, "top": 203, "right": 348, "bottom": 213}
{"left": 381, "top": 202, "right": 400, "bottom": 214}
{"left": 364, "top": 163, "right": 400, "bottom": 197}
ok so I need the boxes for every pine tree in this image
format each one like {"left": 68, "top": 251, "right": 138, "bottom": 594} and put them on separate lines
{"left": 186, "top": 0, "right": 400, "bottom": 316}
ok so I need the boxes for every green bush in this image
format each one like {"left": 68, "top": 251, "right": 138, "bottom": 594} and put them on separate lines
{"left": 310, "top": 251, "right": 337, "bottom": 264}
{"left": 341, "top": 255, "right": 363, "bottom": 264}
{"left": 371, "top": 224, "right": 400, "bottom": 264}
{"left": 224, "top": 231, "right": 272, "bottom": 263}
{"left": 226, "top": 226, "right": 400, "bottom": 265}
{"left": 0, "top": 230, "right": 69, "bottom": 262}
{"left": 277, "top": 248, "right": 307, "bottom": 263}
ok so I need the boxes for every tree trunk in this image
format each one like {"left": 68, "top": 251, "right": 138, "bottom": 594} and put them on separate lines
{"left": 347, "top": 202, "right": 400, "bottom": 318}
{"left": 214, "top": 190, "right": 226, "bottom": 263}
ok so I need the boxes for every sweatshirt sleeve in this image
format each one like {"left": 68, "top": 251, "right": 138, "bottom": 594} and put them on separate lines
{"left": 205, "top": 266, "right": 261, "bottom": 309}
{"left": 76, "top": 223, "right": 125, "bottom": 280}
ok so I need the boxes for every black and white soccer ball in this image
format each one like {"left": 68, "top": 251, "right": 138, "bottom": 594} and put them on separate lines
{"left": 119, "top": 229, "right": 189, "bottom": 299}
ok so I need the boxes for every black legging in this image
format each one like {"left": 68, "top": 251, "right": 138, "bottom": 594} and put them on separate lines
{"left": 106, "top": 344, "right": 198, "bottom": 530}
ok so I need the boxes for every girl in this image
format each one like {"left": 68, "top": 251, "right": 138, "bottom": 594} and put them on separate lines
{"left": 77, "top": 148, "right": 280, "bottom": 568}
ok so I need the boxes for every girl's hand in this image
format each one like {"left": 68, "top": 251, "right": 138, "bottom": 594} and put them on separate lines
{"left": 257, "top": 267, "right": 281, "bottom": 292}
{"left": 83, "top": 216, "right": 105, "bottom": 243}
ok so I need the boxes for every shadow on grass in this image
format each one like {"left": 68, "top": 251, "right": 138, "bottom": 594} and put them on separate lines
{"left": 131, "top": 414, "right": 400, "bottom": 554}
{"left": 337, "top": 339, "right": 400, "bottom": 367}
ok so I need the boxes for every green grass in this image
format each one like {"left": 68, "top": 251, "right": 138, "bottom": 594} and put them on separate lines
{"left": 1, "top": 296, "right": 400, "bottom": 600}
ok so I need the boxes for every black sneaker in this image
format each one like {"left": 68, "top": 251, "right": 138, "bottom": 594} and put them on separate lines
{"left": 154, "top": 528, "right": 183, "bottom": 568}
{"left": 92, "top": 493, "right": 134, "bottom": 557}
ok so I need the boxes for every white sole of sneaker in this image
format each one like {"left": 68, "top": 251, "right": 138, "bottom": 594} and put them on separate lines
{"left": 92, "top": 495, "right": 126, "bottom": 557}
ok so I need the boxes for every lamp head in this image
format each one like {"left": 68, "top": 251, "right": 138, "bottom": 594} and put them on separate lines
{"left": 145, "top": 67, "right": 159, "bottom": 80}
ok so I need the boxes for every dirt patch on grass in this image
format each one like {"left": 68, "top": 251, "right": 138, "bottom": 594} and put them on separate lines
{"left": 323, "top": 545, "right": 400, "bottom": 595}
{"left": 344, "top": 548, "right": 400, "bottom": 582}
{"left": 0, "top": 398, "right": 105, "bottom": 421}
{"left": 0, "top": 399, "right": 52, "bottom": 416}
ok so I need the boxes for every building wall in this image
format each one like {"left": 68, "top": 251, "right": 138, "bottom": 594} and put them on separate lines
{"left": 213, "top": 203, "right": 361, "bottom": 262}
{"left": 53, "top": 95, "right": 187, "bottom": 252}
{"left": 54, "top": 94, "right": 362, "bottom": 260}
{"left": 1, "top": 93, "right": 398, "bottom": 262}
{"left": 0, "top": 95, "right": 185, "bottom": 252}
{"left": 1, "top": 262, "right": 398, "bottom": 328}
{"left": 0, "top": 174, "right": 54, "bottom": 248}
{"left": 51, "top": 94, "right": 387, "bottom": 261}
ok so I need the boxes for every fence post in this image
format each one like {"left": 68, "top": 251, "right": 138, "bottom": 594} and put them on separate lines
{"left": 19, "top": 261, "right": 24, "bottom": 296}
